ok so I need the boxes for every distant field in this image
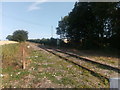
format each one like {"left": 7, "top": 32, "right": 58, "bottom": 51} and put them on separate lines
{"left": 0, "top": 41, "right": 18, "bottom": 45}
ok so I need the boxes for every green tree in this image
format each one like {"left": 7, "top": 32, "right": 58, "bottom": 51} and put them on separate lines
{"left": 56, "top": 2, "right": 119, "bottom": 49}
{"left": 12, "top": 30, "right": 28, "bottom": 42}
{"left": 56, "top": 16, "right": 69, "bottom": 39}
{"left": 6, "top": 35, "right": 13, "bottom": 40}
{"left": 109, "top": 2, "right": 120, "bottom": 49}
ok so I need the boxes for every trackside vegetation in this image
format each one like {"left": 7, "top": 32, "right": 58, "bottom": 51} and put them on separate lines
{"left": 1, "top": 43, "right": 109, "bottom": 88}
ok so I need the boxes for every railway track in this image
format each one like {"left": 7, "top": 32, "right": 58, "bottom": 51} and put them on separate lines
{"left": 54, "top": 49, "right": 120, "bottom": 73}
{"left": 39, "top": 46, "right": 111, "bottom": 82}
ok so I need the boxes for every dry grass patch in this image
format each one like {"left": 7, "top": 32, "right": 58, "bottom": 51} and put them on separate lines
{"left": 0, "top": 41, "right": 18, "bottom": 46}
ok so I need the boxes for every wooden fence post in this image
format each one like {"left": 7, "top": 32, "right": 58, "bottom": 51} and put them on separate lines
{"left": 22, "top": 46, "right": 26, "bottom": 69}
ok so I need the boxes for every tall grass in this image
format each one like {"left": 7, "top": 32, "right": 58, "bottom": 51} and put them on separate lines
{"left": 2, "top": 42, "right": 33, "bottom": 69}
{"left": 1, "top": 42, "right": 33, "bottom": 88}
{"left": 2, "top": 43, "right": 21, "bottom": 68}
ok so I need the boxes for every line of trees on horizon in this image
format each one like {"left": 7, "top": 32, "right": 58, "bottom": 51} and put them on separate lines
{"left": 56, "top": 2, "right": 120, "bottom": 49}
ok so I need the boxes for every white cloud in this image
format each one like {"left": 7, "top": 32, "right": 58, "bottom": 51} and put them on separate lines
{"left": 28, "top": 0, "right": 47, "bottom": 11}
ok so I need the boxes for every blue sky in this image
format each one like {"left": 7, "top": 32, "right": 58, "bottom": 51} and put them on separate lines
{"left": 1, "top": 2, "right": 75, "bottom": 40}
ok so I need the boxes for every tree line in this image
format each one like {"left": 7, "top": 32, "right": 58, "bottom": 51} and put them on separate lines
{"left": 56, "top": 2, "right": 120, "bottom": 49}
{"left": 28, "top": 38, "right": 58, "bottom": 46}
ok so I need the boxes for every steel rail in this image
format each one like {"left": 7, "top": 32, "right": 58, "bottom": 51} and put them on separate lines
{"left": 54, "top": 49, "right": 120, "bottom": 73}
{"left": 41, "top": 47, "right": 109, "bottom": 82}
